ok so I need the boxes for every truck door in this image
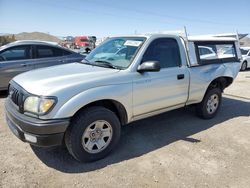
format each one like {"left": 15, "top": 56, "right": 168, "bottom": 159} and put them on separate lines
{"left": 133, "top": 37, "right": 189, "bottom": 116}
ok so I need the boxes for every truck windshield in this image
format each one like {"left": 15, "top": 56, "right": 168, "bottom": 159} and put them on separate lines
{"left": 80, "top": 39, "right": 88, "bottom": 42}
{"left": 85, "top": 37, "right": 146, "bottom": 69}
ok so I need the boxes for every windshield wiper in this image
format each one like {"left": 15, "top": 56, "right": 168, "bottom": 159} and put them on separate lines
{"left": 81, "top": 59, "right": 99, "bottom": 67}
{"left": 81, "top": 58, "right": 92, "bottom": 64}
{"left": 81, "top": 59, "right": 121, "bottom": 69}
{"left": 94, "top": 60, "right": 120, "bottom": 69}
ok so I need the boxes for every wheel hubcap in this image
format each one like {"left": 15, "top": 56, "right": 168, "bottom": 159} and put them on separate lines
{"left": 206, "top": 94, "right": 219, "bottom": 114}
{"left": 82, "top": 120, "right": 113, "bottom": 154}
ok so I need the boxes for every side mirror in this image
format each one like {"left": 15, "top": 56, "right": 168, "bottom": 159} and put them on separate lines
{"left": 137, "top": 61, "right": 161, "bottom": 72}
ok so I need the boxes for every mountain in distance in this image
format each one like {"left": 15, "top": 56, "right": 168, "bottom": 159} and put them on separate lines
{"left": 14, "top": 32, "right": 61, "bottom": 42}
{"left": 0, "top": 33, "right": 11, "bottom": 36}
{"left": 240, "top": 37, "right": 250, "bottom": 47}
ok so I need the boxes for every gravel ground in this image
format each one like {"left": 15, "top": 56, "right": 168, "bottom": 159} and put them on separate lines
{"left": 0, "top": 71, "right": 249, "bottom": 188}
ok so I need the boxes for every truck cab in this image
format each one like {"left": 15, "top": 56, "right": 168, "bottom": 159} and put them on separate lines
{"left": 74, "top": 36, "right": 96, "bottom": 52}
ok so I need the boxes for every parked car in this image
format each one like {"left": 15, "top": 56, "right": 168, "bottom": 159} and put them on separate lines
{"left": 60, "top": 36, "right": 75, "bottom": 49}
{"left": 0, "top": 40, "right": 85, "bottom": 91}
{"left": 5, "top": 34, "right": 241, "bottom": 162}
{"left": 240, "top": 47, "right": 250, "bottom": 71}
{"left": 198, "top": 46, "right": 217, "bottom": 60}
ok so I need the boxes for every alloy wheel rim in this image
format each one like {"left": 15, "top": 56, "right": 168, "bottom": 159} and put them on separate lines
{"left": 82, "top": 120, "right": 113, "bottom": 154}
{"left": 206, "top": 94, "right": 219, "bottom": 114}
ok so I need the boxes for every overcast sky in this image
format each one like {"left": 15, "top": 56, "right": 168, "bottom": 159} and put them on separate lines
{"left": 0, "top": 0, "right": 249, "bottom": 37}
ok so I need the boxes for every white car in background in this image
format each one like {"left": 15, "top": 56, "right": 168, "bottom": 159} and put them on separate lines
{"left": 198, "top": 46, "right": 218, "bottom": 60}
{"left": 240, "top": 47, "right": 250, "bottom": 71}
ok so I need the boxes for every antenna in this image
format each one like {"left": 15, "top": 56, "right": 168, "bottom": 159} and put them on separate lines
{"left": 183, "top": 26, "right": 191, "bottom": 67}
{"left": 184, "top": 26, "right": 188, "bottom": 40}
{"left": 235, "top": 29, "right": 242, "bottom": 60}
{"left": 236, "top": 30, "right": 240, "bottom": 42}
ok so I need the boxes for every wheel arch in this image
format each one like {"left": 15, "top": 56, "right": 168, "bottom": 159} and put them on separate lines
{"left": 51, "top": 83, "right": 132, "bottom": 124}
{"left": 73, "top": 99, "right": 128, "bottom": 125}
{"left": 242, "top": 60, "right": 248, "bottom": 68}
{"left": 206, "top": 76, "right": 233, "bottom": 93}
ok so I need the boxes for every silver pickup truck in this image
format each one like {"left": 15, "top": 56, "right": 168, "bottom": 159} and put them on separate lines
{"left": 5, "top": 34, "right": 241, "bottom": 162}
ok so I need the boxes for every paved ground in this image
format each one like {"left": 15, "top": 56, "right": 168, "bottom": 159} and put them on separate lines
{"left": 0, "top": 71, "right": 249, "bottom": 188}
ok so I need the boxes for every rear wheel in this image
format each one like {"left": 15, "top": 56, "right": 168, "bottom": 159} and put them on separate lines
{"left": 241, "top": 61, "right": 247, "bottom": 71}
{"left": 65, "top": 106, "right": 121, "bottom": 162}
{"left": 196, "top": 88, "right": 222, "bottom": 119}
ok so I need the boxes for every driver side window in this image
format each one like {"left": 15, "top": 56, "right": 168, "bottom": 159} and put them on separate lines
{"left": 142, "top": 38, "right": 181, "bottom": 68}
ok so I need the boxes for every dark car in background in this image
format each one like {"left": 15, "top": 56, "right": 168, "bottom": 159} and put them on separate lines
{"left": 0, "top": 40, "right": 85, "bottom": 91}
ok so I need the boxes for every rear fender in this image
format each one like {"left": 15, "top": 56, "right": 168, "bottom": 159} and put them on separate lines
{"left": 187, "top": 62, "right": 240, "bottom": 105}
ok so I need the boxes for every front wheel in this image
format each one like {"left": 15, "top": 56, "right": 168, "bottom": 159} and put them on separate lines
{"left": 196, "top": 88, "right": 222, "bottom": 119}
{"left": 65, "top": 107, "right": 121, "bottom": 162}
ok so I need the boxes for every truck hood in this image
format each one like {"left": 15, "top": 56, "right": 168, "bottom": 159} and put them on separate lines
{"left": 13, "top": 63, "right": 120, "bottom": 96}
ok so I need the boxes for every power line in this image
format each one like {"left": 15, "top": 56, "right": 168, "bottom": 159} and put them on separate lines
{"left": 26, "top": 0, "right": 174, "bottom": 25}
{"left": 83, "top": 0, "right": 250, "bottom": 28}
{"left": 29, "top": 0, "right": 250, "bottom": 32}
{"left": 2, "top": 0, "right": 249, "bottom": 36}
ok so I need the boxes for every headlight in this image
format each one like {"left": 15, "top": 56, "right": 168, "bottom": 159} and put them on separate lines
{"left": 24, "top": 96, "right": 40, "bottom": 114}
{"left": 24, "top": 96, "right": 56, "bottom": 115}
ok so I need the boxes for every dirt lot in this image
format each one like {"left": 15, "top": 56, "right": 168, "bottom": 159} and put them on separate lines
{"left": 0, "top": 71, "right": 249, "bottom": 188}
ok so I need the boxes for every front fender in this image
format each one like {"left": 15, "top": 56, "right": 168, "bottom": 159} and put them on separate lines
{"left": 52, "top": 84, "right": 133, "bottom": 120}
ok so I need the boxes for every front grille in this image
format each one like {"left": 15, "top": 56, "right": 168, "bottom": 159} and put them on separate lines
{"left": 9, "top": 84, "right": 23, "bottom": 107}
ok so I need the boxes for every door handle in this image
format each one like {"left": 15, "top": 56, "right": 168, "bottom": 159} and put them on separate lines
{"left": 177, "top": 74, "right": 185, "bottom": 80}
{"left": 20, "top": 64, "right": 27, "bottom": 67}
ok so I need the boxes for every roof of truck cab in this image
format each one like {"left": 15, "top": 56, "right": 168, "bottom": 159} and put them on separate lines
{"left": 112, "top": 34, "right": 237, "bottom": 42}
{"left": 188, "top": 36, "right": 237, "bottom": 42}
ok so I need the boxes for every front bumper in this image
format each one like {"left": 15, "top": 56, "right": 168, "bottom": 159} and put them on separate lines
{"left": 5, "top": 98, "right": 70, "bottom": 147}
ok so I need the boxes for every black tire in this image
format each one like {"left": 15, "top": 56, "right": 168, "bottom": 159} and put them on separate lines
{"left": 196, "top": 88, "right": 222, "bottom": 119}
{"left": 65, "top": 106, "right": 121, "bottom": 162}
{"left": 241, "top": 61, "right": 247, "bottom": 71}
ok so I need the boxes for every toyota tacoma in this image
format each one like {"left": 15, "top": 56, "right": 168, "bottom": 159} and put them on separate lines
{"left": 5, "top": 34, "right": 241, "bottom": 162}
